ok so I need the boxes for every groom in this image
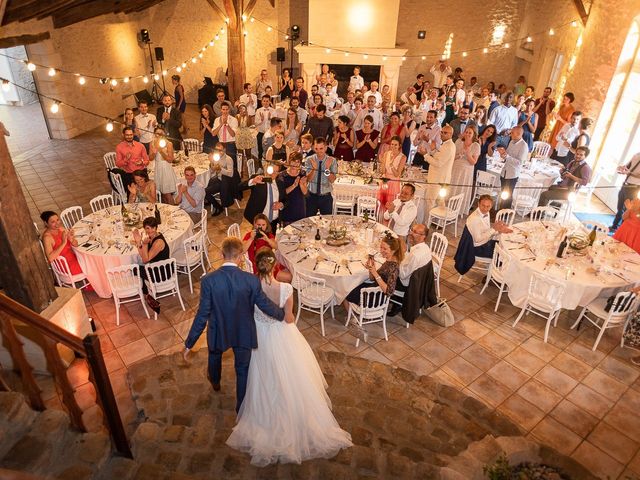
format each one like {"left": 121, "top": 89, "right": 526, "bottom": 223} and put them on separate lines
{"left": 183, "top": 237, "right": 286, "bottom": 412}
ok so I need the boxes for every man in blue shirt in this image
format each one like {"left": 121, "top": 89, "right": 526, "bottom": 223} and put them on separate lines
{"left": 304, "top": 137, "right": 338, "bottom": 216}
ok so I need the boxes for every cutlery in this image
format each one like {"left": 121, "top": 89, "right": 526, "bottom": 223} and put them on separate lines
{"left": 296, "top": 254, "right": 309, "bottom": 263}
{"left": 508, "top": 247, "right": 525, "bottom": 250}
{"left": 520, "top": 256, "right": 536, "bottom": 261}
{"left": 611, "top": 271, "right": 629, "bottom": 282}
{"left": 346, "top": 263, "right": 352, "bottom": 275}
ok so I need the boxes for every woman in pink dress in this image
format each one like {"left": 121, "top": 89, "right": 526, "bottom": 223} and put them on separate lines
{"left": 377, "top": 136, "right": 406, "bottom": 208}
{"left": 40, "top": 210, "right": 84, "bottom": 275}
{"left": 378, "top": 112, "right": 406, "bottom": 158}
{"left": 614, "top": 198, "right": 640, "bottom": 254}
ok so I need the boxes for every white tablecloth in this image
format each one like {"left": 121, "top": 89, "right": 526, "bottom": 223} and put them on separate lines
{"left": 148, "top": 152, "right": 211, "bottom": 187}
{"left": 487, "top": 156, "right": 561, "bottom": 189}
{"left": 72, "top": 203, "right": 193, "bottom": 298}
{"left": 276, "top": 215, "right": 391, "bottom": 303}
{"left": 500, "top": 221, "right": 640, "bottom": 310}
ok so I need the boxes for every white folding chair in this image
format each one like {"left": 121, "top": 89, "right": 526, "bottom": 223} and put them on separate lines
{"left": 345, "top": 286, "right": 391, "bottom": 347}
{"left": 512, "top": 272, "right": 565, "bottom": 342}
{"left": 227, "top": 223, "right": 241, "bottom": 239}
{"left": 51, "top": 257, "right": 90, "bottom": 290}
{"left": 247, "top": 158, "right": 256, "bottom": 177}
{"left": 495, "top": 208, "right": 516, "bottom": 226}
{"left": 144, "top": 258, "right": 185, "bottom": 319}
{"left": 407, "top": 130, "right": 418, "bottom": 165}
{"left": 581, "top": 220, "right": 609, "bottom": 235}
{"left": 176, "top": 232, "right": 207, "bottom": 294}
{"left": 60, "top": 206, "right": 84, "bottom": 229}
{"left": 295, "top": 272, "right": 336, "bottom": 337}
{"left": 571, "top": 291, "right": 638, "bottom": 351}
{"left": 333, "top": 191, "right": 356, "bottom": 215}
{"left": 532, "top": 141, "right": 552, "bottom": 160}
{"left": 480, "top": 244, "right": 510, "bottom": 312}
{"left": 110, "top": 171, "right": 127, "bottom": 204}
{"left": 513, "top": 182, "right": 543, "bottom": 218}
{"left": 576, "top": 166, "right": 603, "bottom": 203}
{"left": 183, "top": 138, "right": 201, "bottom": 153}
{"left": 356, "top": 196, "right": 378, "bottom": 218}
{"left": 428, "top": 193, "right": 464, "bottom": 237}
{"left": 156, "top": 189, "right": 162, "bottom": 203}
{"left": 529, "top": 205, "right": 559, "bottom": 222}
{"left": 473, "top": 171, "right": 498, "bottom": 203}
{"left": 103, "top": 152, "right": 116, "bottom": 170}
{"left": 106, "top": 264, "right": 150, "bottom": 326}
{"left": 192, "top": 209, "right": 212, "bottom": 268}
{"left": 429, "top": 232, "right": 448, "bottom": 298}
{"left": 90, "top": 194, "right": 114, "bottom": 213}
{"left": 241, "top": 253, "right": 253, "bottom": 273}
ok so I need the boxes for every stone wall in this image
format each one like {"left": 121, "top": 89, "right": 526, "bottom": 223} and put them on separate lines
{"left": 5, "top": 46, "right": 38, "bottom": 105}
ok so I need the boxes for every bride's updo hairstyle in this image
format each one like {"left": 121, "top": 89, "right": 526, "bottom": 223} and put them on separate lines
{"left": 255, "top": 247, "right": 276, "bottom": 282}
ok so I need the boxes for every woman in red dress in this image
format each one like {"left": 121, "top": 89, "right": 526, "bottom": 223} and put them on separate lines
{"left": 332, "top": 115, "right": 355, "bottom": 161}
{"left": 242, "top": 214, "right": 292, "bottom": 283}
{"left": 40, "top": 210, "right": 84, "bottom": 275}
{"left": 614, "top": 198, "right": 640, "bottom": 253}
{"left": 378, "top": 112, "right": 406, "bottom": 158}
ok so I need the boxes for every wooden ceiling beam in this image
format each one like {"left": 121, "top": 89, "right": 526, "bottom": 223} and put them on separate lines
{"left": 0, "top": 0, "right": 8, "bottom": 26}
{"left": 0, "top": 31, "right": 51, "bottom": 49}
{"left": 204, "top": 0, "right": 228, "bottom": 22}
{"left": 572, "top": 0, "right": 589, "bottom": 25}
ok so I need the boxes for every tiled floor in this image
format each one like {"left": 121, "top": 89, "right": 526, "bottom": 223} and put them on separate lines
{"left": 7, "top": 107, "right": 640, "bottom": 479}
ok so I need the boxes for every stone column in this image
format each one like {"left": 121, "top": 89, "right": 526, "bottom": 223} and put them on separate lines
{"left": 380, "top": 64, "right": 401, "bottom": 104}
{"left": 301, "top": 63, "right": 317, "bottom": 92}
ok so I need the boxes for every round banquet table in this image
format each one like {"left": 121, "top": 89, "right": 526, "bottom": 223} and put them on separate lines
{"left": 276, "top": 215, "right": 392, "bottom": 303}
{"left": 487, "top": 155, "right": 561, "bottom": 189}
{"left": 71, "top": 203, "right": 194, "bottom": 298}
{"left": 500, "top": 221, "right": 640, "bottom": 310}
{"left": 148, "top": 151, "right": 211, "bottom": 187}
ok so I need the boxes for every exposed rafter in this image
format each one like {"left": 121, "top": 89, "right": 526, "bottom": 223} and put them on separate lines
{"left": 572, "top": 0, "right": 589, "bottom": 25}
{"left": 0, "top": 31, "right": 50, "bottom": 48}
{"left": 204, "top": 0, "right": 227, "bottom": 22}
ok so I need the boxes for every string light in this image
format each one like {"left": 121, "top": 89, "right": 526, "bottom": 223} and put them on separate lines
{"left": 363, "top": 54, "right": 368, "bottom": 59}
{"left": 250, "top": 17, "right": 255, "bottom": 22}
{"left": 105, "top": 121, "right": 114, "bottom": 132}
{"left": 500, "top": 190, "right": 510, "bottom": 200}
{"left": 50, "top": 101, "right": 59, "bottom": 113}
{"left": 243, "top": 31, "right": 248, "bottom": 37}
{"left": 209, "top": 40, "right": 215, "bottom": 46}
{"left": 242, "top": 14, "right": 247, "bottom": 22}
{"left": 285, "top": 35, "right": 289, "bottom": 40}
{"left": 526, "top": 36, "right": 533, "bottom": 43}
{"left": 123, "top": 76, "right": 130, "bottom": 83}
{"left": 48, "top": 67, "right": 56, "bottom": 77}
{"left": 402, "top": 56, "right": 406, "bottom": 61}
{"left": 344, "top": 52, "right": 349, "bottom": 57}
{"left": 143, "top": 76, "right": 149, "bottom": 84}
{"left": 162, "top": 70, "right": 168, "bottom": 76}
{"left": 181, "top": 62, "right": 187, "bottom": 68}
{"left": 325, "top": 48, "right": 331, "bottom": 54}
{"left": 215, "top": 34, "right": 220, "bottom": 40}
{"left": 439, "top": 186, "right": 448, "bottom": 198}
{"left": 571, "top": 21, "right": 578, "bottom": 27}
{"left": 2, "top": 79, "right": 10, "bottom": 91}
{"left": 220, "top": 28, "right": 225, "bottom": 34}
{"left": 191, "top": 57, "right": 197, "bottom": 63}
{"left": 382, "top": 56, "right": 387, "bottom": 61}
{"left": 483, "top": 48, "right": 488, "bottom": 54}
{"left": 110, "top": 78, "right": 118, "bottom": 86}
{"left": 198, "top": 52, "right": 204, "bottom": 58}
{"left": 27, "top": 62, "right": 36, "bottom": 71}
{"left": 549, "top": 28, "right": 555, "bottom": 35}
{"left": 462, "top": 52, "right": 467, "bottom": 57}
{"left": 153, "top": 74, "right": 160, "bottom": 81}
{"left": 504, "top": 43, "right": 510, "bottom": 48}
{"left": 421, "top": 56, "right": 426, "bottom": 60}
{"left": 267, "top": 26, "right": 272, "bottom": 32}
{"left": 176, "top": 66, "right": 182, "bottom": 73}
{"left": 158, "top": 138, "right": 167, "bottom": 148}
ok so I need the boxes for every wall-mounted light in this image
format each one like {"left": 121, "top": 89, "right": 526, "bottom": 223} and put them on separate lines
{"left": 417, "top": 30, "right": 426, "bottom": 40}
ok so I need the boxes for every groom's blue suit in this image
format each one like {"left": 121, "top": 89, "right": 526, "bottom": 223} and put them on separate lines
{"left": 185, "top": 264, "right": 284, "bottom": 412}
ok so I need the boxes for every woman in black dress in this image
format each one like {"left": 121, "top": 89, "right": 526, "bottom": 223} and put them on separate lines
{"left": 132, "top": 217, "right": 171, "bottom": 313}
{"left": 278, "top": 152, "right": 308, "bottom": 224}
{"left": 200, "top": 104, "right": 216, "bottom": 153}
{"left": 279, "top": 68, "right": 294, "bottom": 101}
{"left": 265, "top": 131, "right": 289, "bottom": 165}
{"left": 475, "top": 124, "right": 496, "bottom": 177}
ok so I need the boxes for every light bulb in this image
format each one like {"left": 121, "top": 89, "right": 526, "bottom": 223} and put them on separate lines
{"left": 526, "top": 36, "right": 532, "bottom": 43}
{"left": 110, "top": 78, "right": 118, "bottom": 86}
{"left": 500, "top": 190, "right": 510, "bottom": 200}
{"left": 153, "top": 74, "right": 160, "bottom": 81}
{"left": 2, "top": 80, "right": 10, "bottom": 92}
{"left": 220, "top": 28, "right": 225, "bottom": 34}
{"left": 162, "top": 70, "right": 167, "bottom": 76}
{"left": 439, "top": 187, "right": 447, "bottom": 198}
{"left": 483, "top": 48, "right": 488, "bottom": 54}
{"left": 567, "top": 191, "right": 577, "bottom": 203}
{"left": 549, "top": 28, "right": 555, "bottom": 35}
{"left": 462, "top": 52, "right": 467, "bottom": 57}
{"left": 209, "top": 40, "right": 214, "bottom": 46}
{"left": 421, "top": 56, "right": 426, "bottom": 60}
{"left": 198, "top": 52, "right": 204, "bottom": 58}
{"left": 266, "top": 165, "right": 274, "bottom": 175}
{"left": 27, "top": 62, "right": 36, "bottom": 71}
{"left": 212, "top": 153, "right": 221, "bottom": 162}
{"left": 177, "top": 66, "right": 182, "bottom": 73}
{"left": 106, "top": 121, "right": 114, "bottom": 132}
{"left": 402, "top": 56, "right": 406, "bottom": 61}
{"left": 191, "top": 57, "right": 197, "bottom": 63}
{"left": 243, "top": 31, "right": 248, "bottom": 37}
{"left": 267, "top": 27, "right": 272, "bottom": 32}
{"left": 504, "top": 43, "right": 510, "bottom": 48}
{"left": 159, "top": 138, "right": 167, "bottom": 148}
{"left": 48, "top": 68, "right": 56, "bottom": 77}
{"left": 123, "top": 77, "right": 130, "bottom": 83}
{"left": 50, "top": 102, "right": 59, "bottom": 113}
{"left": 182, "top": 62, "right": 187, "bottom": 68}
{"left": 325, "top": 48, "right": 331, "bottom": 54}
{"left": 143, "top": 76, "right": 149, "bottom": 84}
{"left": 215, "top": 34, "right": 220, "bottom": 40}
{"left": 285, "top": 35, "right": 289, "bottom": 40}
{"left": 78, "top": 76, "right": 86, "bottom": 85}
{"left": 225, "top": 17, "right": 229, "bottom": 23}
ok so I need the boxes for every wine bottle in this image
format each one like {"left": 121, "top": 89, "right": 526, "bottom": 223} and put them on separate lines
{"left": 184, "top": 142, "right": 190, "bottom": 157}
{"left": 121, "top": 202, "right": 126, "bottom": 215}
{"left": 154, "top": 204, "right": 162, "bottom": 224}
{"left": 314, "top": 228, "right": 321, "bottom": 241}
{"left": 556, "top": 236, "right": 568, "bottom": 258}
{"left": 588, "top": 226, "right": 597, "bottom": 246}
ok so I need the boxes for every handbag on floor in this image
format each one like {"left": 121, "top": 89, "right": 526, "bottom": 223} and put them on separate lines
{"left": 623, "top": 312, "right": 640, "bottom": 349}
{"left": 425, "top": 299, "right": 454, "bottom": 327}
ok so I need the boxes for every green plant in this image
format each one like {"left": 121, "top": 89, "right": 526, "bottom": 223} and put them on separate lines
{"left": 483, "top": 453, "right": 512, "bottom": 480}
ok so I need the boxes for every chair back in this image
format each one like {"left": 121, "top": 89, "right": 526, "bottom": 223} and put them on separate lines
{"left": 183, "top": 138, "right": 201, "bottom": 153}
{"left": 297, "top": 272, "right": 328, "bottom": 304}
{"left": 90, "top": 194, "right": 114, "bottom": 213}
{"left": 106, "top": 264, "right": 142, "bottom": 297}
{"left": 193, "top": 208, "right": 207, "bottom": 232}
{"left": 182, "top": 232, "right": 205, "bottom": 266}
{"left": 490, "top": 244, "right": 510, "bottom": 282}
{"left": 247, "top": 158, "right": 256, "bottom": 177}
{"left": 528, "top": 272, "right": 564, "bottom": 311}
{"left": 530, "top": 206, "right": 558, "bottom": 222}
{"left": 532, "top": 141, "right": 552, "bottom": 160}
{"left": 60, "top": 206, "right": 84, "bottom": 229}
{"left": 227, "top": 223, "right": 241, "bottom": 238}
{"left": 429, "top": 232, "right": 448, "bottom": 267}
{"left": 358, "top": 287, "right": 390, "bottom": 319}
{"left": 581, "top": 220, "right": 609, "bottom": 235}
{"left": 144, "top": 258, "right": 178, "bottom": 294}
{"left": 156, "top": 190, "right": 162, "bottom": 203}
{"left": 51, "top": 257, "right": 73, "bottom": 286}
{"left": 109, "top": 171, "right": 127, "bottom": 204}
{"left": 496, "top": 208, "right": 515, "bottom": 226}
{"left": 475, "top": 171, "right": 497, "bottom": 196}
{"left": 242, "top": 253, "right": 253, "bottom": 273}
{"left": 605, "top": 291, "right": 638, "bottom": 324}
{"left": 103, "top": 152, "right": 116, "bottom": 170}
{"left": 357, "top": 196, "right": 378, "bottom": 218}
{"left": 446, "top": 193, "right": 465, "bottom": 218}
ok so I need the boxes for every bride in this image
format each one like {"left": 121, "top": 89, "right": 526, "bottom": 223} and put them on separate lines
{"left": 226, "top": 247, "right": 352, "bottom": 466}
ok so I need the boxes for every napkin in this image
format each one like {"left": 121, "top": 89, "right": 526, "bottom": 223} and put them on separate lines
{"left": 316, "top": 262, "right": 336, "bottom": 274}
{"left": 350, "top": 261, "right": 367, "bottom": 274}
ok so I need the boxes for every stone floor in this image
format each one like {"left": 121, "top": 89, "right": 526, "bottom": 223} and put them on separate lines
{"left": 6, "top": 107, "right": 640, "bottom": 479}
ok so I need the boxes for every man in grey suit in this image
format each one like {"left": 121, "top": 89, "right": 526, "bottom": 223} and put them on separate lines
{"left": 449, "top": 106, "right": 477, "bottom": 142}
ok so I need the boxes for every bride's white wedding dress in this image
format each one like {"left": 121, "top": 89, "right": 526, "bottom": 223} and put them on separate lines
{"left": 226, "top": 281, "right": 352, "bottom": 466}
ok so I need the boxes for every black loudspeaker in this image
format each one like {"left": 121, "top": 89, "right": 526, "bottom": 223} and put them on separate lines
{"left": 154, "top": 47, "right": 164, "bottom": 62}
{"left": 140, "top": 29, "right": 150, "bottom": 43}
{"left": 276, "top": 47, "right": 285, "bottom": 62}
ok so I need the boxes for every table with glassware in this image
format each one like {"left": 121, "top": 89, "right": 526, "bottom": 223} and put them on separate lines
{"left": 276, "top": 215, "right": 393, "bottom": 303}
{"left": 500, "top": 221, "right": 640, "bottom": 310}
{"left": 71, "top": 203, "right": 194, "bottom": 298}
{"left": 148, "top": 151, "right": 212, "bottom": 186}
{"left": 334, "top": 161, "right": 428, "bottom": 222}
{"left": 487, "top": 154, "right": 562, "bottom": 189}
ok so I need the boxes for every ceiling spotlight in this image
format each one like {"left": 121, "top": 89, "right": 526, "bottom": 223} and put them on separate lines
{"left": 549, "top": 28, "right": 555, "bottom": 35}
{"left": 48, "top": 67, "right": 56, "bottom": 77}
{"left": 78, "top": 76, "right": 86, "bottom": 85}
{"left": 402, "top": 56, "right": 406, "bottom": 61}
{"left": 504, "top": 43, "right": 510, "bottom": 48}
{"left": 325, "top": 48, "right": 331, "bottom": 54}
{"left": 526, "top": 36, "right": 532, "bottom": 43}
{"left": 382, "top": 56, "right": 387, "bottom": 61}
{"left": 363, "top": 54, "right": 368, "bottom": 59}
{"left": 344, "top": 52, "right": 349, "bottom": 57}
{"left": 267, "top": 26, "right": 272, "bottom": 32}
{"left": 462, "top": 52, "right": 467, "bottom": 57}
{"left": 421, "top": 56, "right": 426, "bottom": 60}
{"left": 27, "top": 62, "right": 36, "bottom": 71}
{"left": 571, "top": 20, "right": 578, "bottom": 27}
{"left": 50, "top": 102, "right": 59, "bottom": 113}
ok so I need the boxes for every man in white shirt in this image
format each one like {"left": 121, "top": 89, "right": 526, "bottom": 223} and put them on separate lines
{"left": 383, "top": 183, "right": 419, "bottom": 237}
{"left": 466, "top": 194, "right": 512, "bottom": 258}
{"left": 424, "top": 125, "right": 456, "bottom": 214}
{"left": 358, "top": 96, "right": 383, "bottom": 131}
{"left": 290, "top": 97, "right": 308, "bottom": 127}
{"left": 237, "top": 82, "right": 258, "bottom": 118}
{"left": 212, "top": 103, "right": 239, "bottom": 159}
{"left": 348, "top": 66, "right": 364, "bottom": 93}
{"left": 324, "top": 83, "right": 339, "bottom": 111}
{"left": 339, "top": 92, "right": 356, "bottom": 120}
{"left": 412, "top": 110, "right": 442, "bottom": 168}
{"left": 255, "top": 95, "right": 276, "bottom": 160}
{"left": 430, "top": 60, "right": 452, "bottom": 89}
{"left": 498, "top": 127, "right": 528, "bottom": 209}
{"left": 363, "top": 81, "right": 382, "bottom": 107}
{"left": 552, "top": 111, "right": 582, "bottom": 165}
{"left": 488, "top": 92, "right": 519, "bottom": 147}
{"left": 467, "top": 77, "right": 482, "bottom": 96}
{"left": 400, "top": 86, "right": 417, "bottom": 106}
{"left": 213, "top": 89, "right": 236, "bottom": 117}
{"left": 175, "top": 166, "right": 206, "bottom": 224}
{"left": 134, "top": 100, "right": 156, "bottom": 154}
{"left": 256, "top": 69, "right": 272, "bottom": 98}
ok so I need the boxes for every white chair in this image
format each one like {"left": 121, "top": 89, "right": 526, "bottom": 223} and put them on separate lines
{"left": 103, "top": 152, "right": 116, "bottom": 170}
{"left": 576, "top": 167, "right": 603, "bottom": 203}
{"left": 247, "top": 158, "right": 256, "bottom": 177}
{"left": 333, "top": 191, "right": 356, "bottom": 215}
{"left": 144, "top": 258, "right": 185, "bottom": 319}
{"left": 480, "top": 244, "right": 510, "bottom": 312}
{"left": 571, "top": 291, "right": 638, "bottom": 351}
{"left": 427, "top": 193, "right": 464, "bottom": 237}
{"left": 60, "top": 206, "right": 84, "bottom": 230}
{"left": 295, "top": 273, "right": 336, "bottom": 337}
{"left": 51, "top": 257, "right": 90, "bottom": 290}
{"left": 176, "top": 232, "right": 207, "bottom": 294}
{"left": 512, "top": 272, "right": 565, "bottom": 342}
{"left": 429, "top": 232, "right": 448, "bottom": 298}
{"left": 90, "top": 194, "right": 114, "bottom": 213}
{"left": 241, "top": 253, "right": 253, "bottom": 273}
{"left": 227, "top": 223, "right": 241, "bottom": 239}
{"left": 529, "top": 205, "right": 559, "bottom": 222}
{"left": 532, "top": 141, "right": 552, "bottom": 160}
{"left": 542, "top": 198, "right": 571, "bottom": 224}
{"left": 407, "top": 129, "right": 419, "bottom": 166}
{"left": 581, "top": 220, "right": 609, "bottom": 235}
{"left": 473, "top": 171, "right": 498, "bottom": 203}
{"left": 513, "top": 182, "right": 543, "bottom": 218}
{"left": 496, "top": 208, "right": 515, "bottom": 226}
{"left": 110, "top": 171, "right": 127, "bottom": 204}
{"left": 183, "top": 138, "right": 201, "bottom": 154}
{"left": 106, "top": 264, "right": 150, "bottom": 326}
{"left": 345, "top": 287, "right": 391, "bottom": 347}
{"left": 356, "top": 196, "right": 378, "bottom": 218}
{"left": 193, "top": 209, "right": 212, "bottom": 268}
{"left": 156, "top": 189, "right": 162, "bottom": 203}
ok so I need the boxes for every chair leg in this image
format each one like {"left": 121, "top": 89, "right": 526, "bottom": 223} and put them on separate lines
{"left": 330, "top": 301, "right": 335, "bottom": 319}
{"left": 512, "top": 305, "right": 527, "bottom": 328}
{"left": 319, "top": 307, "right": 326, "bottom": 337}
{"left": 382, "top": 314, "right": 389, "bottom": 341}
{"left": 345, "top": 305, "right": 352, "bottom": 326}
{"left": 457, "top": 274, "right": 463, "bottom": 283}
{"left": 494, "top": 283, "right": 505, "bottom": 312}
{"left": 295, "top": 301, "right": 301, "bottom": 324}
{"left": 543, "top": 311, "right": 555, "bottom": 342}
{"left": 592, "top": 319, "right": 608, "bottom": 351}
{"left": 114, "top": 298, "right": 120, "bottom": 326}
{"left": 139, "top": 292, "right": 150, "bottom": 319}
{"left": 480, "top": 274, "right": 491, "bottom": 294}
{"left": 570, "top": 306, "right": 588, "bottom": 330}
{"left": 187, "top": 270, "right": 194, "bottom": 294}
{"left": 176, "top": 286, "right": 186, "bottom": 311}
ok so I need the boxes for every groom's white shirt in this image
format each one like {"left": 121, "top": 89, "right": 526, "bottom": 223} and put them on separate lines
{"left": 223, "top": 262, "right": 239, "bottom": 267}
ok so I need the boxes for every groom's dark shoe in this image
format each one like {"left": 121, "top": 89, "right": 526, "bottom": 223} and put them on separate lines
{"left": 207, "top": 373, "right": 221, "bottom": 391}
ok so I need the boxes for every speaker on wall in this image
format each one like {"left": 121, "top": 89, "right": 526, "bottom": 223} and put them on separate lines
{"left": 154, "top": 47, "right": 164, "bottom": 62}
{"left": 276, "top": 47, "right": 285, "bottom": 62}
